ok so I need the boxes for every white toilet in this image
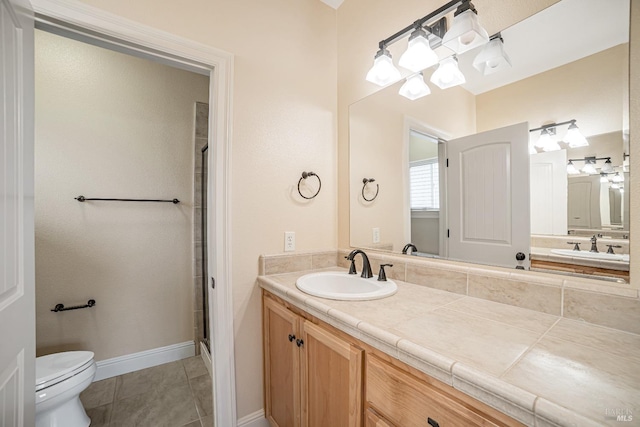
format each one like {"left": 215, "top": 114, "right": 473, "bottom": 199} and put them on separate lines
{"left": 35, "top": 351, "right": 97, "bottom": 427}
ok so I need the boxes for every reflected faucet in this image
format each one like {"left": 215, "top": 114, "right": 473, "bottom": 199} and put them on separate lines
{"left": 346, "top": 249, "right": 373, "bottom": 279}
{"left": 590, "top": 235, "right": 599, "bottom": 253}
{"left": 402, "top": 243, "right": 417, "bottom": 255}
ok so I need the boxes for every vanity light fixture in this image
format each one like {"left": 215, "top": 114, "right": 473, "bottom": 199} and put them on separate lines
{"left": 566, "top": 160, "right": 580, "bottom": 175}
{"left": 530, "top": 119, "right": 589, "bottom": 151}
{"left": 399, "top": 27, "right": 439, "bottom": 72}
{"left": 430, "top": 56, "right": 466, "bottom": 89}
{"left": 399, "top": 73, "right": 431, "bottom": 100}
{"left": 611, "top": 183, "right": 620, "bottom": 189}
{"left": 612, "top": 172, "right": 624, "bottom": 183}
{"left": 366, "top": 48, "right": 402, "bottom": 86}
{"left": 599, "top": 173, "right": 609, "bottom": 183}
{"left": 472, "top": 33, "right": 511, "bottom": 75}
{"left": 365, "top": 0, "right": 490, "bottom": 97}
{"left": 441, "top": 1, "right": 489, "bottom": 54}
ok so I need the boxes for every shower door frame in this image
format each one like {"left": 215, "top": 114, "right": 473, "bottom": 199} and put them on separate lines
{"left": 30, "top": 1, "right": 237, "bottom": 426}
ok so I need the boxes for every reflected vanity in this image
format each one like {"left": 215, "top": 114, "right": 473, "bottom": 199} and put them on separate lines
{"left": 349, "top": 0, "right": 631, "bottom": 283}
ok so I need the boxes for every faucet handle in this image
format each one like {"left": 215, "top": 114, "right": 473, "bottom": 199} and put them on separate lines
{"left": 606, "top": 244, "right": 622, "bottom": 254}
{"left": 567, "top": 242, "right": 581, "bottom": 251}
{"left": 378, "top": 264, "right": 393, "bottom": 282}
{"left": 344, "top": 256, "right": 357, "bottom": 275}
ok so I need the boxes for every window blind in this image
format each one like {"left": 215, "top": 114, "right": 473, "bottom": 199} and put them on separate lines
{"left": 410, "top": 158, "right": 439, "bottom": 210}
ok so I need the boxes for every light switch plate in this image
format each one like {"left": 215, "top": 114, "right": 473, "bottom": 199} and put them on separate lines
{"left": 284, "top": 231, "right": 295, "bottom": 252}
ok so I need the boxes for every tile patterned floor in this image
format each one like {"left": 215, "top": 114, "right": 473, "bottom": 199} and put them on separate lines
{"left": 81, "top": 356, "right": 213, "bottom": 427}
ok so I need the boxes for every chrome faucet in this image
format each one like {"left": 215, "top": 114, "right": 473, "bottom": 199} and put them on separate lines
{"left": 590, "top": 235, "right": 599, "bottom": 253}
{"left": 402, "top": 243, "right": 417, "bottom": 255}
{"left": 346, "top": 249, "right": 373, "bottom": 278}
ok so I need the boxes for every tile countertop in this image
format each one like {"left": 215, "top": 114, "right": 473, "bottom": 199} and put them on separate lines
{"left": 258, "top": 267, "right": 640, "bottom": 427}
{"left": 531, "top": 247, "right": 630, "bottom": 272}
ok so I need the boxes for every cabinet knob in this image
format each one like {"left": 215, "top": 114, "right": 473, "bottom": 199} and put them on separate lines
{"left": 288, "top": 334, "right": 296, "bottom": 342}
{"left": 296, "top": 339, "right": 304, "bottom": 347}
{"left": 427, "top": 418, "right": 440, "bottom": 427}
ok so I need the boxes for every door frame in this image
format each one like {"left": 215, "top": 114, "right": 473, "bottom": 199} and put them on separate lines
{"left": 29, "top": 0, "right": 237, "bottom": 425}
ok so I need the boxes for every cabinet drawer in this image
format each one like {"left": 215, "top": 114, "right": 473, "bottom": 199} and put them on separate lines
{"left": 366, "top": 355, "right": 501, "bottom": 427}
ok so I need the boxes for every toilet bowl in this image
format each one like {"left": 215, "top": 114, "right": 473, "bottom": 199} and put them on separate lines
{"left": 35, "top": 351, "right": 97, "bottom": 427}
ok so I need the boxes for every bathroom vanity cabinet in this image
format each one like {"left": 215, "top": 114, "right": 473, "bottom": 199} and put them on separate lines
{"left": 263, "top": 294, "right": 363, "bottom": 427}
{"left": 263, "top": 291, "right": 522, "bottom": 427}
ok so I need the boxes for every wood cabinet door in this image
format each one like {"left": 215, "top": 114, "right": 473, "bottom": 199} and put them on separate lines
{"left": 300, "top": 320, "right": 363, "bottom": 427}
{"left": 264, "top": 297, "right": 301, "bottom": 427}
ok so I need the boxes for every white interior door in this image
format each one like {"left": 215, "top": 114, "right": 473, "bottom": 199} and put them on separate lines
{"left": 1, "top": 0, "right": 36, "bottom": 424}
{"left": 447, "top": 122, "right": 530, "bottom": 269}
{"left": 530, "top": 150, "right": 568, "bottom": 235}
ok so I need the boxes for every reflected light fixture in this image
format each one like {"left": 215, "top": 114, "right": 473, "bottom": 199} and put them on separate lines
{"left": 611, "top": 183, "right": 620, "bottom": 189}
{"left": 399, "top": 27, "right": 439, "bottom": 72}
{"left": 535, "top": 128, "right": 560, "bottom": 152}
{"left": 366, "top": 48, "right": 401, "bottom": 87}
{"left": 600, "top": 173, "right": 609, "bottom": 183}
{"left": 567, "top": 161, "right": 580, "bottom": 175}
{"left": 581, "top": 159, "right": 597, "bottom": 175}
{"left": 472, "top": 33, "right": 511, "bottom": 75}
{"left": 563, "top": 121, "right": 589, "bottom": 148}
{"left": 430, "top": 56, "right": 466, "bottom": 89}
{"left": 620, "top": 188, "right": 624, "bottom": 193}
{"left": 601, "top": 158, "right": 614, "bottom": 173}
{"left": 612, "top": 172, "right": 624, "bottom": 183}
{"left": 399, "top": 73, "right": 431, "bottom": 100}
{"left": 442, "top": 1, "right": 489, "bottom": 54}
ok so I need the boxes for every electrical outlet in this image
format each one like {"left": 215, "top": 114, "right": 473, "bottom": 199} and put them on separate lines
{"left": 372, "top": 227, "right": 380, "bottom": 244}
{"left": 284, "top": 231, "right": 295, "bottom": 252}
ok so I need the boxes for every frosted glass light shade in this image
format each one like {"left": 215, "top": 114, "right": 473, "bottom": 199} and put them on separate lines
{"left": 564, "top": 123, "right": 588, "bottom": 147}
{"left": 472, "top": 37, "right": 511, "bottom": 75}
{"left": 399, "top": 73, "right": 431, "bottom": 100}
{"left": 399, "top": 29, "right": 439, "bottom": 72}
{"left": 366, "top": 50, "right": 401, "bottom": 86}
{"left": 535, "top": 129, "right": 555, "bottom": 150}
{"left": 543, "top": 139, "right": 561, "bottom": 152}
{"left": 581, "top": 161, "right": 597, "bottom": 175}
{"left": 612, "top": 172, "right": 624, "bottom": 182}
{"left": 567, "top": 161, "right": 579, "bottom": 175}
{"left": 600, "top": 174, "right": 609, "bottom": 183}
{"left": 611, "top": 183, "right": 620, "bottom": 189}
{"left": 442, "top": 9, "right": 489, "bottom": 54}
{"left": 601, "top": 158, "right": 614, "bottom": 173}
{"left": 430, "top": 57, "right": 466, "bottom": 89}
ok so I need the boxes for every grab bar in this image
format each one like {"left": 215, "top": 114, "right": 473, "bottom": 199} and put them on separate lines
{"left": 75, "top": 196, "right": 179, "bottom": 204}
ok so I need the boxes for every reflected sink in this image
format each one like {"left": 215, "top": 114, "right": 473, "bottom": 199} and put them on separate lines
{"left": 296, "top": 271, "right": 398, "bottom": 301}
{"left": 550, "top": 249, "right": 630, "bottom": 262}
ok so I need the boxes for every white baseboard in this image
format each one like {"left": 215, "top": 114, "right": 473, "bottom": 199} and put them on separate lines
{"left": 200, "top": 341, "right": 213, "bottom": 378}
{"left": 237, "top": 409, "right": 268, "bottom": 427}
{"left": 93, "top": 341, "right": 195, "bottom": 381}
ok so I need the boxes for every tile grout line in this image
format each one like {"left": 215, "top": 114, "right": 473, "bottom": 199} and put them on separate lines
{"left": 499, "top": 317, "right": 562, "bottom": 379}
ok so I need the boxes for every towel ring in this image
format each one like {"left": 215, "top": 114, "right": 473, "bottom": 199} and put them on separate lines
{"left": 362, "top": 178, "right": 379, "bottom": 202}
{"left": 298, "top": 171, "right": 321, "bottom": 200}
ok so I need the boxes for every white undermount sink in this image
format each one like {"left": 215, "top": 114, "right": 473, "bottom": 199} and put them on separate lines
{"left": 296, "top": 271, "right": 397, "bottom": 301}
{"left": 550, "top": 249, "right": 630, "bottom": 262}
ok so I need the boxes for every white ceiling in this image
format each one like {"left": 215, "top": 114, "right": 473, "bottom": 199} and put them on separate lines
{"left": 456, "top": 0, "right": 630, "bottom": 94}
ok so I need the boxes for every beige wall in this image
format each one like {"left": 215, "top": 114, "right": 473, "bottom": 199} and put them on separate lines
{"left": 34, "top": 31, "right": 209, "bottom": 358}
{"left": 476, "top": 45, "right": 627, "bottom": 136}
{"left": 71, "top": 0, "right": 338, "bottom": 418}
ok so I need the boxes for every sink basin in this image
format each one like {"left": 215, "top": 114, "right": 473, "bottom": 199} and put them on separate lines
{"left": 296, "top": 271, "right": 397, "bottom": 301}
{"left": 550, "top": 249, "right": 630, "bottom": 262}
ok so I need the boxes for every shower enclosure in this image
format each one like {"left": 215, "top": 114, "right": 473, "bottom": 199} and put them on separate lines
{"left": 200, "top": 144, "right": 210, "bottom": 351}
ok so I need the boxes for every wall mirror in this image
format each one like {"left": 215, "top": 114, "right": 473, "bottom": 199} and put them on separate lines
{"left": 349, "top": 0, "right": 631, "bottom": 283}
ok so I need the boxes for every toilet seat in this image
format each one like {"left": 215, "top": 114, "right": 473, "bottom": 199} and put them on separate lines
{"left": 36, "top": 351, "right": 95, "bottom": 391}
